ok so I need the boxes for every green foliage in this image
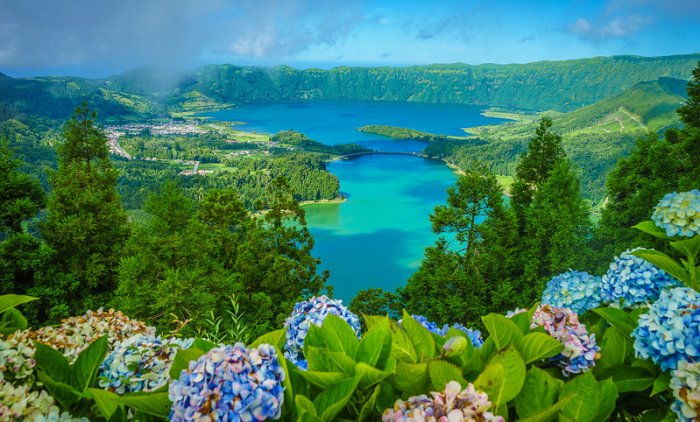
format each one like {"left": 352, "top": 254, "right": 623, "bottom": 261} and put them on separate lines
{"left": 271, "top": 130, "right": 371, "bottom": 155}
{"left": 357, "top": 125, "right": 452, "bottom": 142}
{"left": 678, "top": 62, "right": 700, "bottom": 128}
{"left": 0, "top": 139, "right": 45, "bottom": 233}
{"left": 37, "top": 104, "right": 129, "bottom": 321}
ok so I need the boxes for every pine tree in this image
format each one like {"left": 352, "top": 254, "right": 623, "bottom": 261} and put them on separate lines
{"left": 678, "top": 62, "right": 700, "bottom": 129}
{"left": 40, "top": 104, "right": 129, "bottom": 319}
{"left": 0, "top": 139, "right": 45, "bottom": 234}
{"left": 511, "top": 117, "right": 566, "bottom": 233}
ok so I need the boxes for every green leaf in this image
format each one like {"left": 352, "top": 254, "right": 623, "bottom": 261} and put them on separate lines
{"left": 595, "top": 326, "right": 632, "bottom": 373}
{"left": 605, "top": 365, "right": 655, "bottom": 393}
{"left": 389, "top": 320, "right": 417, "bottom": 363}
{"left": 319, "top": 315, "right": 359, "bottom": 358}
{"left": 363, "top": 315, "right": 390, "bottom": 330}
{"left": 356, "top": 362, "right": 392, "bottom": 390}
{"left": 632, "top": 249, "right": 689, "bottom": 284}
{"left": 515, "top": 367, "right": 564, "bottom": 418}
{"left": 516, "top": 333, "right": 564, "bottom": 365}
{"left": 34, "top": 342, "right": 71, "bottom": 383}
{"left": 356, "top": 323, "right": 392, "bottom": 368}
{"left": 299, "top": 371, "right": 350, "bottom": 389}
{"left": 670, "top": 236, "right": 700, "bottom": 260}
{"left": 0, "top": 294, "right": 37, "bottom": 314}
{"left": 481, "top": 313, "right": 523, "bottom": 350}
{"left": 71, "top": 335, "right": 108, "bottom": 391}
{"left": 633, "top": 221, "right": 675, "bottom": 240}
{"left": 295, "top": 394, "right": 318, "bottom": 416}
{"left": 594, "top": 378, "right": 618, "bottom": 422}
{"left": 519, "top": 396, "right": 572, "bottom": 422}
{"left": 190, "top": 338, "right": 218, "bottom": 352}
{"left": 0, "top": 308, "right": 28, "bottom": 334}
{"left": 306, "top": 347, "right": 356, "bottom": 374}
{"left": 511, "top": 311, "right": 532, "bottom": 335}
{"left": 392, "top": 361, "right": 430, "bottom": 395}
{"left": 313, "top": 375, "right": 361, "bottom": 422}
{"left": 298, "top": 413, "right": 323, "bottom": 422}
{"left": 559, "top": 372, "right": 599, "bottom": 422}
{"left": 400, "top": 311, "right": 436, "bottom": 361}
{"left": 592, "top": 307, "right": 635, "bottom": 338}
{"left": 474, "top": 347, "right": 526, "bottom": 408}
{"left": 428, "top": 359, "right": 467, "bottom": 391}
{"left": 251, "top": 329, "right": 286, "bottom": 349}
{"left": 169, "top": 347, "right": 204, "bottom": 380}
{"left": 652, "top": 371, "right": 672, "bottom": 396}
{"left": 118, "top": 392, "right": 171, "bottom": 418}
{"left": 37, "top": 371, "right": 81, "bottom": 410}
{"left": 358, "top": 384, "right": 382, "bottom": 422}
{"left": 87, "top": 388, "right": 122, "bottom": 419}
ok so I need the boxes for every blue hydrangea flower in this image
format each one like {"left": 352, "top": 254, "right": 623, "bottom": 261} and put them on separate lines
{"left": 632, "top": 287, "right": 700, "bottom": 371}
{"left": 652, "top": 190, "right": 700, "bottom": 237}
{"left": 531, "top": 305, "right": 600, "bottom": 375}
{"left": 601, "top": 249, "right": 680, "bottom": 308}
{"left": 541, "top": 270, "right": 603, "bottom": 314}
{"left": 670, "top": 360, "right": 700, "bottom": 422}
{"left": 99, "top": 334, "right": 193, "bottom": 394}
{"left": 401, "top": 315, "right": 483, "bottom": 349}
{"left": 169, "top": 343, "right": 285, "bottom": 421}
{"left": 284, "top": 296, "right": 360, "bottom": 369}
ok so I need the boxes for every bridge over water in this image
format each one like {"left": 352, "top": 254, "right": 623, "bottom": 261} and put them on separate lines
{"left": 336, "top": 151, "right": 426, "bottom": 160}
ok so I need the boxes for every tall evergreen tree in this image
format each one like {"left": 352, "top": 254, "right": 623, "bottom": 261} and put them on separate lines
{"left": 510, "top": 117, "right": 566, "bottom": 232}
{"left": 40, "top": 104, "right": 129, "bottom": 319}
{"left": 678, "top": 62, "right": 700, "bottom": 129}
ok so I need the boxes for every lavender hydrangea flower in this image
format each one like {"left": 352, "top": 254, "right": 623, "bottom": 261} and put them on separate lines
{"left": 382, "top": 380, "right": 504, "bottom": 422}
{"left": 99, "top": 334, "right": 194, "bottom": 394}
{"left": 632, "top": 287, "right": 700, "bottom": 371}
{"left": 531, "top": 305, "right": 600, "bottom": 375}
{"left": 401, "top": 316, "right": 484, "bottom": 349}
{"left": 284, "top": 295, "right": 360, "bottom": 369}
{"left": 541, "top": 270, "right": 603, "bottom": 314}
{"left": 169, "top": 343, "right": 285, "bottom": 421}
{"left": 671, "top": 360, "right": 700, "bottom": 422}
{"left": 652, "top": 190, "right": 700, "bottom": 237}
{"left": 601, "top": 249, "right": 679, "bottom": 308}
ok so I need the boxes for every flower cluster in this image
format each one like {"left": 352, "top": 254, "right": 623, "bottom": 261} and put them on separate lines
{"left": 0, "top": 336, "right": 36, "bottom": 385}
{"left": 99, "top": 334, "right": 194, "bottom": 394}
{"left": 651, "top": 190, "right": 700, "bottom": 238}
{"left": 670, "top": 360, "right": 700, "bottom": 422}
{"left": 632, "top": 287, "right": 700, "bottom": 371}
{"left": 169, "top": 343, "right": 285, "bottom": 421}
{"left": 541, "top": 270, "right": 603, "bottom": 314}
{"left": 11, "top": 308, "right": 154, "bottom": 363}
{"left": 382, "top": 380, "right": 504, "bottom": 422}
{"left": 403, "top": 315, "right": 484, "bottom": 349}
{"left": 284, "top": 295, "right": 360, "bottom": 369}
{"left": 600, "top": 249, "right": 679, "bottom": 308}
{"left": 531, "top": 305, "right": 599, "bottom": 375}
{"left": 0, "top": 379, "right": 88, "bottom": 421}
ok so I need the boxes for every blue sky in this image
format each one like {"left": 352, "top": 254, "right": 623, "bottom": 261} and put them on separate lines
{"left": 0, "top": 0, "right": 698, "bottom": 77}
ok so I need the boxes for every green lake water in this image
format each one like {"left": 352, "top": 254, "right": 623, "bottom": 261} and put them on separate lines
{"left": 202, "top": 101, "right": 506, "bottom": 302}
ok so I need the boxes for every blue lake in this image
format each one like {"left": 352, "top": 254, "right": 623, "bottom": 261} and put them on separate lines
{"left": 202, "top": 101, "right": 506, "bottom": 303}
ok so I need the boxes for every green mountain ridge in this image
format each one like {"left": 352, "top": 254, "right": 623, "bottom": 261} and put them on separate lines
{"left": 0, "top": 53, "right": 698, "bottom": 124}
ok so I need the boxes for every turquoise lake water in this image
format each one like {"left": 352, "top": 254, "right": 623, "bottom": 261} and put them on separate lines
{"left": 203, "top": 101, "right": 506, "bottom": 302}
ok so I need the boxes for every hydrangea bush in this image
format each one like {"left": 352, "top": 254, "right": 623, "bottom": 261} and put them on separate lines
{"left": 651, "top": 190, "right": 700, "bottom": 238}
{"left": 531, "top": 305, "right": 600, "bottom": 374}
{"left": 600, "top": 249, "right": 679, "bottom": 308}
{"left": 283, "top": 295, "right": 360, "bottom": 369}
{"left": 99, "top": 334, "right": 194, "bottom": 394}
{"left": 541, "top": 270, "right": 603, "bottom": 314}
{"left": 169, "top": 343, "right": 285, "bottom": 421}
{"left": 382, "top": 381, "right": 504, "bottom": 422}
{"left": 632, "top": 287, "right": 700, "bottom": 371}
{"left": 0, "top": 379, "right": 88, "bottom": 421}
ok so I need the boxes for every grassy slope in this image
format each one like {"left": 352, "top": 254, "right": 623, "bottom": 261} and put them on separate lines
{"left": 428, "top": 78, "right": 686, "bottom": 202}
